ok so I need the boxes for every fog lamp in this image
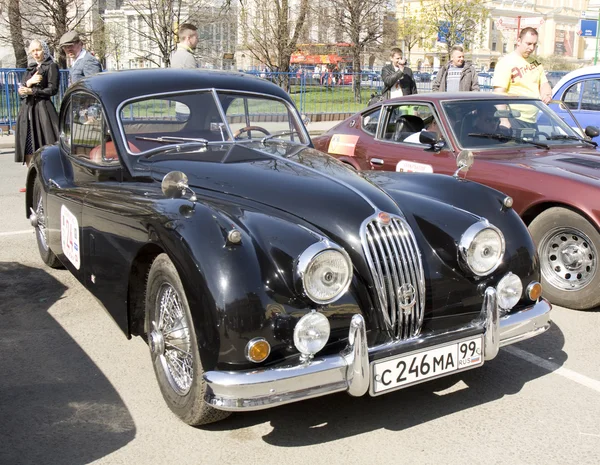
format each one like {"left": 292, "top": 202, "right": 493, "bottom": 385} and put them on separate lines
{"left": 245, "top": 338, "right": 271, "bottom": 363}
{"left": 497, "top": 272, "right": 523, "bottom": 311}
{"left": 293, "top": 311, "right": 330, "bottom": 360}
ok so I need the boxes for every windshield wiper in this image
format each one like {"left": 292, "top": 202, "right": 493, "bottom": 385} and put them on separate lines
{"left": 260, "top": 131, "right": 301, "bottom": 145}
{"left": 468, "top": 133, "right": 549, "bottom": 150}
{"left": 545, "top": 134, "right": 598, "bottom": 147}
{"left": 136, "top": 135, "right": 208, "bottom": 145}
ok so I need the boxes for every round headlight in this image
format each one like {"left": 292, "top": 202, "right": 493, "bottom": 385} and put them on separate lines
{"left": 459, "top": 222, "right": 505, "bottom": 276}
{"left": 497, "top": 272, "right": 523, "bottom": 311}
{"left": 297, "top": 242, "right": 352, "bottom": 304}
{"left": 293, "top": 312, "right": 330, "bottom": 357}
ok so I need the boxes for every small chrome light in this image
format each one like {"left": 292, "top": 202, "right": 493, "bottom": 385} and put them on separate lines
{"left": 459, "top": 221, "right": 505, "bottom": 276}
{"left": 293, "top": 311, "right": 330, "bottom": 360}
{"left": 227, "top": 228, "right": 242, "bottom": 245}
{"left": 497, "top": 272, "right": 523, "bottom": 311}
{"left": 245, "top": 338, "right": 271, "bottom": 363}
{"left": 503, "top": 196, "right": 513, "bottom": 209}
{"left": 527, "top": 281, "right": 542, "bottom": 301}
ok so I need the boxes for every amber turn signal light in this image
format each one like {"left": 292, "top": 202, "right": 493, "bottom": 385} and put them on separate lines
{"left": 527, "top": 282, "right": 542, "bottom": 301}
{"left": 245, "top": 338, "right": 271, "bottom": 363}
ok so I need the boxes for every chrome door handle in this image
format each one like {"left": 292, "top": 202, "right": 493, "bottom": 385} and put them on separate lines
{"left": 48, "top": 178, "right": 62, "bottom": 189}
{"left": 370, "top": 158, "right": 384, "bottom": 165}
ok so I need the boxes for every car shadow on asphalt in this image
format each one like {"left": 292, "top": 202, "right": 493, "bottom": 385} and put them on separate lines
{"left": 205, "top": 320, "right": 566, "bottom": 445}
{"left": 0, "top": 262, "right": 135, "bottom": 464}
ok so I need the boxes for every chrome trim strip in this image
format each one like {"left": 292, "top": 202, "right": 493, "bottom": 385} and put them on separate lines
{"left": 203, "top": 297, "right": 550, "bottom": 412}
{"left": 370, "top": 158, "right": 384, "bottom": 165}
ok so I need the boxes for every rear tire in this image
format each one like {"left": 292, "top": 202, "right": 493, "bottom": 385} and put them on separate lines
{"left": 529, "top": 207, "right": 600, "bottom": 310}
{"left": 145, "top": 253, "right": 230, "bottom": 425}
{"left": 32, "top": 177, "right": 61, "bottom": 268}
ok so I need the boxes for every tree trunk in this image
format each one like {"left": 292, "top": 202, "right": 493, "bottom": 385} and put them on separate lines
{"left": 8, "top": 0, "right": 27, "bottom": 68}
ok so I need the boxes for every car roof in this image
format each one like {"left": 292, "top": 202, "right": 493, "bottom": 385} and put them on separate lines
{"left": 66, "top": 68, "right": 294, "bottom": 107}
{"left": 552, "top": 66, "right": 600, "bottom": 94}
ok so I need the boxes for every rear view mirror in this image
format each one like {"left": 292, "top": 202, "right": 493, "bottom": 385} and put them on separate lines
{"left": 454, "top": 150, "right": 474, "bottom": 178}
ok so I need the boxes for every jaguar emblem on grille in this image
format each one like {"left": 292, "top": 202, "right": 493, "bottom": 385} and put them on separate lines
{"left": 398, "top": 283, "right": 416, "bottom": 314}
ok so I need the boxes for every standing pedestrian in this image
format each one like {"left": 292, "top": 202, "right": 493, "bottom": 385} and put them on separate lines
{"left": 432, "top": 45, "right": 479, "bottom": 92}
{"left": 381, "top": 48, "right": 417, "bottom": 98}
{"left": 492, "top": 27, "right": 552, "bottom": 127}
{"left": 59, "top": 31, "right": 102, "bottom": 84}
{"left": 15, "top": 40, "right": 59, "bottom": 174}
{"left": 170, "top": 23, "right": 199, "bottom": 69}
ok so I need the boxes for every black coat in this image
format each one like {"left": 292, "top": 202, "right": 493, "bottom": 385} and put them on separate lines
{"left": 381, "top": 64, "right": 418, "bottom": 98}
{"left": 15, "top": 57, "right": 60, "bottom": 163}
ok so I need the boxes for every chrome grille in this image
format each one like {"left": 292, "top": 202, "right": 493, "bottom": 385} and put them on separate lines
{"left": 361, "top": 214, "right": 425, "bottom": 339}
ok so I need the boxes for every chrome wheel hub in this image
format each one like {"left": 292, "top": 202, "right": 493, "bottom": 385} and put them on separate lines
{"left": 539, "top": 227, "right": 597, "bottom": 291}
{"left": 33, "top": 196, "right": 49, "bottom": 251}
{"left": 152, "top": 283, "right": 193, "bottom": 395}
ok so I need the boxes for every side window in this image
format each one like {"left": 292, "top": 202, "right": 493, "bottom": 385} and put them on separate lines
{"left": 60, "top": 101, "right": 71, "bottom": 149}
{"left": 382, "top": 104, "right": 432, "bottom": 142}
{"left": 562, "top": 82, "right": 581, "bottom": 110}
{"left": 71, "top": 93, "right": 104, "bottom": 161}
{"left": 580, "top": 79, "right": 600, "bottom": 111}
{"left": 361, "top": 108, "right": 381, "bottom": 135}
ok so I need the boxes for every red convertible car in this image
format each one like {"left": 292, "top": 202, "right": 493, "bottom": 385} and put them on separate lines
{"left": 313, "top": 93, "right": 600, "bottom": 310}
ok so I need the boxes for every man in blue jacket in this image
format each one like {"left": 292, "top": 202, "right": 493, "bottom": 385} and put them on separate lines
{"left": 59, "top": 31, "right": 102, "bottom": 84}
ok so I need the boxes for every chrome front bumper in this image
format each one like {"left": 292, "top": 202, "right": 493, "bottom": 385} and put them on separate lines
{"left": 203, "top": 289, "right": 551, "bottom": 412}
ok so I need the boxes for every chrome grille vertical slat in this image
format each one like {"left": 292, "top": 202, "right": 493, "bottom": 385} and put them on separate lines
{"left": 392, "top": 220, "right": 421, "bottom": 336}
{"left": 365, "top": 226, "right": 391, "bottom": 328}
{"left": 371, "top": 223, "right": 397, "bottom": 328}
{"left": 361, "top": 213, "right": 426, "bottom": 340}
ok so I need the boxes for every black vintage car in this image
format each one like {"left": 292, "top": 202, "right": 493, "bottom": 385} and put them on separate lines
{"left": 25, "top": 69, "right": 551, "bottom": 426}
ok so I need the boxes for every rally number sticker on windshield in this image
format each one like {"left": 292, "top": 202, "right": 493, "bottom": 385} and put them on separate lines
{"left": 396, "top": 160, "right": 434, "bottom": 173}
{"left": 61, "top": 205, "right": 81, "bottom": 270}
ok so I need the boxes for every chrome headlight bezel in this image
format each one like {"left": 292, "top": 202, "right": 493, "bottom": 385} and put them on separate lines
{"left": 295, "top": 241, "right": 353, "bottom": 305}
{"left": 459, "top": 220, "right": 505, "bottom": 277}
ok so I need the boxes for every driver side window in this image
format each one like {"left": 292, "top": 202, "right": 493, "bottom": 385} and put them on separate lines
{"left": 71, "top": 93, "right": 106, "bottom": 162}
{"left": 563, "top": 82, "right": 581, "bottom": 110}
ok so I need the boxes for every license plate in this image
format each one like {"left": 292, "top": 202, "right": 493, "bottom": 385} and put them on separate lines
{"left": 371, "top": 335, "right": 484, "bottom": 395}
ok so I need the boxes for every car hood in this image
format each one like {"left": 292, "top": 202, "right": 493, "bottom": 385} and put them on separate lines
{"left": 142, "top": 142, "right": 402, "bottom": 231}
{"left": 493, "top": 147, "right": 600, "bottom": 182}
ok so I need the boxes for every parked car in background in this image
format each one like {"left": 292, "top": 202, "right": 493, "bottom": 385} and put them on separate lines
{"left": 551, "top": 66, "right": 600, "bottom": 146}
{"left": 25, "top": 69, "right": 550, "bottom": 426}
{"left": 546, "top": 70, "right": 569, "bottom": 89}
{"left": 414, "top": 72, "right": 432, "bottom": 82}
{"left": 313, "top": 92, "right": 600, "bottom": 310}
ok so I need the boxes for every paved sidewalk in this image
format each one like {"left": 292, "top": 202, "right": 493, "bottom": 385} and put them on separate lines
{"left": 0, "top": 120, "right": 341, "bottom": 151}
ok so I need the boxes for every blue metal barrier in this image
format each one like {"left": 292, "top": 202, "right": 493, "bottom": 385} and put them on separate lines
{"left": 0, "top": 68, "right": 69, "bottom": 134}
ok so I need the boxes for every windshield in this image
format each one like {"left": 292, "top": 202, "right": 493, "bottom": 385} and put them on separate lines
{"left": 442, "top": 99, "right": 585, "bottom": 149}
{"left": 118, "top": 90, "right": 309, "bottom": 154}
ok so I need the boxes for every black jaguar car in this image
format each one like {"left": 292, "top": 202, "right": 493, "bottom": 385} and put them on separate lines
{"left": 25, "top": 69, "right": 551, "bottom": 426}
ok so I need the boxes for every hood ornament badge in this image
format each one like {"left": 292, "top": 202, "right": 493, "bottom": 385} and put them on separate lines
{"left": 398, "top": 283, "right": 416, "bottom": 315}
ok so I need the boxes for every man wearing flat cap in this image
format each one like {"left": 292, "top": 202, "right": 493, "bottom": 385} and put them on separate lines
{"left": 59, "top": 31, "right": 102, "bottom": 83}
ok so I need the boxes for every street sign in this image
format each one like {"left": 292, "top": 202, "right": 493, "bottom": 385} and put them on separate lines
{"left": 580, "top": 19, "right": 598, "bottom": 37}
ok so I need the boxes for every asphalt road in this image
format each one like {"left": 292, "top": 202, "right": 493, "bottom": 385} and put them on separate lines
{"left": 1, "top": 148, "right": 599, "bottom": 465}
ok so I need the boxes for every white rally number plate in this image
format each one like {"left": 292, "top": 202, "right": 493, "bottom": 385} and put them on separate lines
{"left": 371, "top": 335, "right": 483, "bottom": 395}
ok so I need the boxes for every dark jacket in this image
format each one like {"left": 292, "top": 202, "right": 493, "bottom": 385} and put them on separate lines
{"left": 432, "top": 61, "right": 479, "bottom": 92}
{"left": 381, "top": 64, "right": 418, "bottom": 98}
{"left": 70, "top": 50, "right": 103, "bottom": 83}
{"left": 15, "top": 58, "right": 60, "bottom": 163}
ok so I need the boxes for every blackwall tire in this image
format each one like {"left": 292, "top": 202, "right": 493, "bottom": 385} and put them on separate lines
{"left": 145, "top": 253, "right": 230, "bottom": 426}
{"left": 32, "top": 177, "right": 61, "bottom": 268}
{"left": 529, "top": 207, "right": 600, "bottom": 310}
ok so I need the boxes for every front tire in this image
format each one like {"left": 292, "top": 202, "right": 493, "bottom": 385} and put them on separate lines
{"left": 145, "top": 253, "right": 230, "bottom": 426}
{"left": 529, "top": 207, "right": 600, "bottom": 310}
{"left": 32, "top": 177, "right": 61, "bottom": 268}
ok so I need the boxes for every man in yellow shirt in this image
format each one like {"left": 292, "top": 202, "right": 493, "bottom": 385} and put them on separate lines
{"left": 493, "top": 27, "right": 552, "bottom": 125}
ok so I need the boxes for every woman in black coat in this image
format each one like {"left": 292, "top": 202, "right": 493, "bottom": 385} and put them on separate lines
{"left": 15, "top": 40, "right": 59, "bottom": 166}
